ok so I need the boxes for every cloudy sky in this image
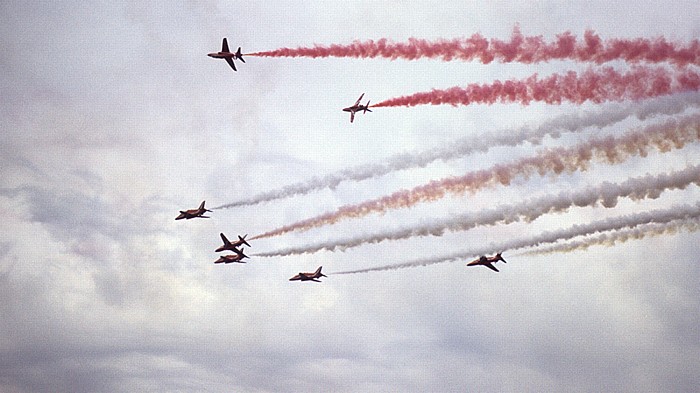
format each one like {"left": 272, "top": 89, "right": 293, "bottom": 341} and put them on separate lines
{"left": 2, "top": 1, "right": 699, "bottom": 392}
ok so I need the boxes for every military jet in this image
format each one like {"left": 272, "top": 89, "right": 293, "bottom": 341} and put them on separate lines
{"left": 289, "top": 266, "right": 326, "bottom": 282}
{"left": 208, "top": 38, "right": 245, "bottom": 71}
{"left": 175, "top": 201, "right": 212, "bottom": 220}
{"left": 214, "top": 248, "right": 249, "bottom": 264}
{"left": 466, "top": 253, "right": 507, "bottom": 272}
{"left": 342, "top": 93, "right": 372, "bottom": 123}
{"left": 215, "top": 233, "right": 251, "bottom": 253}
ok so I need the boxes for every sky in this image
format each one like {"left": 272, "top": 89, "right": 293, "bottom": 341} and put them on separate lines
{"left": 1, "top": 1, "right": 699, "bottom": 392}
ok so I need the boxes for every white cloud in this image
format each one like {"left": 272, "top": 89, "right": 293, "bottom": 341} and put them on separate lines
{"left": 1, "top": 1, "right": 699, "bottom": 392}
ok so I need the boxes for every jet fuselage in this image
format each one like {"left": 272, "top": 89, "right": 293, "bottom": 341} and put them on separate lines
{"left": 208, "top": 52, "right": 234, "bottom": 59}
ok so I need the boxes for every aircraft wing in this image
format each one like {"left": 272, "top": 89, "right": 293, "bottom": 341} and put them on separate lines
{"left": 222, "top": 37, "right": 230, "bottom": 53}
{"left": 225, "top": 57, "right": 237, "bottom": 71}
{"left": 484, "top": 263, "right": 499, "bottom": 272}
{"left": 220, "top": 233, "right": 231, "bottom": 245}
{"left": 354, "top": 93, "right": 364, "bottom": 106}
{"left": 350, "top": 112, "right": 355, "bottom": 123}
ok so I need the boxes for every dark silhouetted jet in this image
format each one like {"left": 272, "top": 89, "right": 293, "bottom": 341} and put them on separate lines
{"left": 467, "top": 253, "right": 507, "bottom": 272}
{"left": 208, "top": 38, "right": 245, "bottom": 71}
{"left": 289, "top": 266, "right": 326, "bottom": 282}
{"left": 342, "top": 93, "right": 372, "bottom": 123}
{"left": 175, "top": 201, "right": 212, "bottom": 220}
{"left": 216, "top": 233, "right": 251, "bottom": 253}
{"left": 214, "top": 248, "right": 249, "bottom": 264}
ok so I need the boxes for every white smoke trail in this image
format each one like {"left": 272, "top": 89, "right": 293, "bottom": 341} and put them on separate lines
{"left": 254, "top": 164, "right": 700, "bottom": 257}
{"left": 331, "top": 202, "right": 700, "bottom": 274}
{"left": 518, "top": 218, "right": 700, "bottom": 256}
{"left": 252, "top": 112, "right": 700, "bottom": 239}
{"left": 214, "top": 93, "right": 700, "bottom": 209}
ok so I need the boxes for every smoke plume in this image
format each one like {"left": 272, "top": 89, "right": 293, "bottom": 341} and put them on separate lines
{"left": 372, "top": 66, "right": 700, "bottom": 108}
{"left": 252, "top": 114, "right": 700, "bottom": 239}
{"left": 214, "top": 93, "right": 700, "bottom": 209}
{"left": 331, "top": 202, "right": 700, "bottom": 274}
{"left": 254, "top": 165, "right": 700, "bottom": 257}
{"left": 248, "top": 28, "right": 700, "bottom": 66}
{"left": 519, "top": 218, "right": 699, "bottom": 256}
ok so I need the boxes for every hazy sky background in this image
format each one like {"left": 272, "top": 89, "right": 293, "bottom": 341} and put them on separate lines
{"left": 2, "top": 1, "right": 699, "bottom": 392}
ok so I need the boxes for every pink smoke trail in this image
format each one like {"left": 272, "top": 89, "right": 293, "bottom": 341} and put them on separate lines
{"left": 247, "top": 28, "right": 700, "bottom": 66}
{"left": 372, "top": 66, "right": 700, "bottom": 108}
{"left": 214, "top": 93, "right": 700, "bottom": 210}
{"left": 251, "top": 114, "right": 700, "bottom": 240}
{"left": 253, "top": 164, "right": 700, "bottom": 257}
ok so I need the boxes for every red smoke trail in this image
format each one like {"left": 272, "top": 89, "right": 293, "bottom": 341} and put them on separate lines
{"left": 372, "top": 66, "right": 700, "bottom": 108}
{"left": 251, "top": 115, "right": 700, "bottom": 240}
{"left": 247, "top": 28, "right": 700, "bottom": 66}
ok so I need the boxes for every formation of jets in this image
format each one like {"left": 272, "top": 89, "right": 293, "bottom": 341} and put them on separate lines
{"left": 176, "top": 205, "right": 511, "bottom": 276}
{"left": 208, "top": 40, "right": 373, "bottom": 123}
{"left": 175, "top": 39, "right": 514, "bottom": 282}
{"left": 213, "top": 232, "right": 250, "bottom": 264}
{"left": 342, "top": 93, "right": 372, "bottom": 123}
{"left": 467, "top": 253, "right": 507, "bottom": 272}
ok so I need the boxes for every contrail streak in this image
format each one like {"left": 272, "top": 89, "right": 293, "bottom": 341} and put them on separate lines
{"left": 372, "top": 66, "right": 700, "bottom": 108}
{"left": 214, "top": 93, "right": 700, "bottom": 209}
{"left": 518, "top": 218, "right": 699, "bottom": 256}
{"left": 253, "top": 165, "right": 700, "bottom": 257}
{"left": 247, "top": 28, "right": 700, "bottom": 66}
{"left": 251, "top": 114, "right": 700, "bottom": 240}
{"left": 331, "top": 202, "right": 700, "bottom": 275}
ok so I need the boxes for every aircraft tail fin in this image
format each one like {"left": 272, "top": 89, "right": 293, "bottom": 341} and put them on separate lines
{"left": 496, "top": 253, "right": 507, "bottom": 263}
{"left": 315, "top": 266, "right": 326, "bottom": 278}
{"left": 239, "top": 234, "right": 251, "bottom": 248}
{"left": 236, "top": 47, "right": 245, "bottom": 63}
{"left": 364, "top": 101, "right": 372, "bottom": 113}
{"left": 199, "top": 201, "right": 206, "bottom": 210}
{"left": 233, "top": 247, "right": 248, "bottom": 259}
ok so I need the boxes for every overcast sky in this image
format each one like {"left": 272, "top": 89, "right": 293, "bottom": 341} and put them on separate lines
{"left": 2, "top": 1, "right": 699, "bottom": 392}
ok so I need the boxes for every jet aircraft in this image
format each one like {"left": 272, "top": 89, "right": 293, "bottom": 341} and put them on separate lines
{"left": 342, "top": 93, "right": 372, "bottom": 123}
{"left": 289, "top": 266, "right": 326, "bottom": 282}
{"left": 208, "top": 38, "right": 245, "bottom": 72}
{"left": 175, "top": 201, "right": 212, "bottom": 220}
{"left": 214, "top": 248, "right": 249, "bottom": 264}
{"left": 216, "top": 233, "right": 251, "bottom": 253}
{"left": 466, "top": 253, "right": 507, "bottom": 272}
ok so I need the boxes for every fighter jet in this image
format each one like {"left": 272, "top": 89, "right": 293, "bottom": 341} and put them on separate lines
{"left": 289, "top": 266, "right": 326, "bottom": 282}
{"left": 208, "top": 38, "right": 245, "bottom": 72}
{"left": 175, "top": 201, "right": 212, "bottom": 220}
{"left": 214, "top": 248, "right": 249, "bottom": 264}
{"left": 466, "top": 253, "right": 507, "bottom": 272}
{"left": 342, "top": 93, "right": 372, "bottom": 123}
{"left": 215, "top": 233, "right": 251, "bottom": 253}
